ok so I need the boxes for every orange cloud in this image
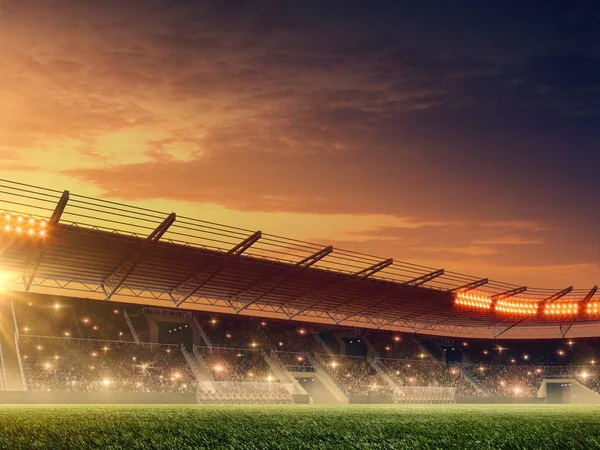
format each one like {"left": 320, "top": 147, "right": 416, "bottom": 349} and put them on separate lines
{"left": 0, "top": 0, "right": 597, "bottom": 290}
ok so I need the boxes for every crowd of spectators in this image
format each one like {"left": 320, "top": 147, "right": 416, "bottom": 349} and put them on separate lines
{"left": 13, "top": 295, "right": 600, "bottom": 401}
{"left": 194, "top": 313, "right": 268, "bottom": 348}
{"left": 20, "top": 338, "right": 195, "bottom": 393}
{"left": 381, "top": 358, "right": 477, "bottom": 396}
{"left": 463, "top": 363, "right": 600, "bottom": 396}
{"left": 362, "top": 331, "right": 426, "bottom": 360}
{"left": 251, "top": 320, "right": 318, "bottom": 353}
{"left": 197, "top": 347, "right": 279, "bottom": 383}
{"left": 462, "top": 339, "right": 600, "bottom": 367}
{"left": 273, "top": 351, "right": 314, "bottom": 372}
{"left": 15, "top": 295, "right": 132, "bottom": 341}
{"left": 318, "top": 355, "right": 393, "bottom": 396}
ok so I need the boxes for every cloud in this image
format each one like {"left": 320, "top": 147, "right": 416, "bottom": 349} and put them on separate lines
{"left": 415, "top": 245, "right": 499, "bottom": 257}
{"left": 474, "top": 236, "right": 543, "bottom": 245}
{"left": 1, "top": 0, "right": 597, "bottom": 288}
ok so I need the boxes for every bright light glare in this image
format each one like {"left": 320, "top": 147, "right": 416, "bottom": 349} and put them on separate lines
{"left": 0, "top": 272, "right": 11, "bottom": 292}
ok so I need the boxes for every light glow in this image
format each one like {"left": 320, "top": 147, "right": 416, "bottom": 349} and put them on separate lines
{"left": 2, "top": 212, "right": 48, "bottom": 238}
{"left": 587, "top": 302, "right": 599, "bottom": 315}
{"left": 496, "top": 299, "right": 538, "bottom": 315}
{"left": 545, "top": 302, "right": 578, "bottom": 315}
{"left": 454, "top": 292, "right": 492, "bottom": 310}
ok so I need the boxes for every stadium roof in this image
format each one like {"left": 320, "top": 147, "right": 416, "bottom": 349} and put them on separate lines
{"left": 0, "top": 179, "right": 598, "bottom": 339}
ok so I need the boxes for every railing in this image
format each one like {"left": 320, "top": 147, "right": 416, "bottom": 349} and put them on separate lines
{"left": 123, "top": 310, "right": 140, "bottom": 343}
{"left": 361, "top": 336, "right": 381, "bottom": 358}
{"left": 264, "top": 350, "right": 306, "bottom": 397}
{"left": 14, "top": 331, "right": 27, "bottom": 391}
{"left": 451, "top": 362, "right": 490, "bottom": 396}
{"left": 367, "top": 355, "right": 400, "bottom": 391}
{"left": 193, "top": 346, "right": 215, "bottom": 381}
{"left": 261, "top": 349, "right": 286, "bottom": 380}
{"left": 309, "top": 352, "right": 350, "bottom": 398}
{"left": 20, "top": 334, "right": 178, "bottom": 348}
{"left": 197, "top": 381, "right": 295, "bottom": 404}
{"left": 11, "top": 299, "right": 27, "bottom": 391}
{"left": 283, "top": 365, "right": 317, "bottom": 373}
{"left": 195, "top": 344, "right": 261, "bottom": 353}
{"left": 251, "top": 318, "right": 271, "bottom": 349}
{"left": 181, "top": 344, "right": 199, "bottom": 378}
{"left": 393, "top": 386, "right": 456, "bottom": 404}
{"left": 193, "top": 316, "right": 212, "bottom": 351}
{"left": 313, "top": 333, "right": 335, "bottom": 356}
{"left": 10, "top": 298, "right": 19, "bottom": 337}
{"left": 72, "top": 310, "right": 84, "bottom": 338}
{"left": 0, "top": 340, "right": 6, "bottom": 391}
{"left": 270, "top": 350, "right": 290, "bottom": 372}
{"left": 543, "top": 374, "right": 580, "bottom": 379}
{"left": 136, "top": 307, "right": 192, "bottom": 318}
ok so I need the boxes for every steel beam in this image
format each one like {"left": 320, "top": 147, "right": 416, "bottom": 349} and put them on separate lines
{"left": 580, "top": 285, "right": 598, "bottom": 306}
{"left": 286, "top": 259, "right": 394, "bottom": 319}
{"left": 103, "top": 213, "right": 176, "bottom": 300}
{"left": 405, "top": 269, "right": 444, "bottom": 287}
{"left": 233, "top": 246, "right": 333, "bottom": 313}
{"left": 560, "top": 286, "right": 597, "bottom": 338}
{"left": 450, "top": 278, "right": 488, "bottom": 293}
{"left": 354, "top": 258, "right": 393, "bottom": 278}
{"left": 412, "top": 320, "right": 447, "bottom": 334}
{"left": 485, "top": 286, "right": 528, "bottom": 329}
{"left": 493, "top": 317, "right": 527, "bottom": 339}
{"left": 22, "top": 190, "right": 69, "bottom": 291}
{"left": 169, "top": 230, "right": 261, "bottom": 306}
{"left": 490, "top": 286, "right": 527, "bottom": 301}
{"left": 491, "top": 287, "right": 572, "bottom": 338}
{"left": 538, "top": 286, "right": 573, "bottom": 307}
{"left": 489, "top": 286, "right": 527, "bottom": 309}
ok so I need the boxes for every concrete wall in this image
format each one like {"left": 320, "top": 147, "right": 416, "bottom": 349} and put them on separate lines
{"left": 292, "top": 394, "right": 311, "bottom": 404}
{"left": 538, "top": 378, "right": 600, "bottom": 404}
{"left": 0, "top": 391, "right": 197, "bottom": 404}
{"left": 295, "top": 375, "right": 341, "bottom": 404}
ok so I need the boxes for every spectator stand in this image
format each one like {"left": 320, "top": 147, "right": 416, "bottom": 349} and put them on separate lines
{"left": 196, "top": 380, "right": 295, "bottom": 404}
{"left": 308, "top": 353, "right": 350, "bottom": 402}
{"left": 192, "top": 346, "right": 215, "bottom": 382}
{"left": 194, "top": 345, "right": 278, "bottom": 384}
{"left": 19, "top": 335, "right": 195, "bottom": 394}
{"left": 366, "top": 354, "right": 400, "bottom": 392}
{"left": 315, "top": 354, "right": 391, "bottom": 397}
{"left": 393, "top": 386, "right": 456, "bottom": 404}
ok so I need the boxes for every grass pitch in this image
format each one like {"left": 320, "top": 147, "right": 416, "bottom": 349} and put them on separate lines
{"left": 0, "top": 404, "right": 599, "bottom": 449}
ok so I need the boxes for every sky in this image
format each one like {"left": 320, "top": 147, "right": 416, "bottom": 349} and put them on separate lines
{"left": 0, "top": 1, "right": 598, "bottom": 289}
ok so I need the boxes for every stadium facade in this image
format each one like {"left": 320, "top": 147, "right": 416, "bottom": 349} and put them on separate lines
{"left": 1, "top": 178, "right": 599, "bottom": 405}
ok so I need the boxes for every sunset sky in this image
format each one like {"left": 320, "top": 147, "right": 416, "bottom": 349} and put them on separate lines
{"left": 0, "top": 1, "right": 598, "bottom": 289}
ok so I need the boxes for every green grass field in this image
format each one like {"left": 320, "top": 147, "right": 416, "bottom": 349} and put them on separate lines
{"left": 0, "top": 404, "right": 599, "bottom": 449}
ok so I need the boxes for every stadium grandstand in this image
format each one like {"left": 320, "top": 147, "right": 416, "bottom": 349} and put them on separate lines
{"left": 0, "top": 179, "right": 599, "bottom": 406}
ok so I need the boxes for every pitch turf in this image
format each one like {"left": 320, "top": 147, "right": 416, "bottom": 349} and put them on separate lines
{"left": 0, "top": 404, "right": 600, "bottom": 449}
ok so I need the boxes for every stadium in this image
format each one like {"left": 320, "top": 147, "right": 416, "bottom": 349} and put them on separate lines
{"left": 0, "top": 179, "right": 599, "bottom": 448}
